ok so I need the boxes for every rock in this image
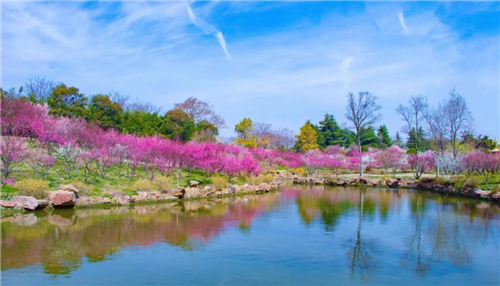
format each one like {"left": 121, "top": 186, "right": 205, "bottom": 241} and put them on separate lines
{"left": 11, "top": 196, "right": 39, "bottom": 211}
{"left": 102, "top": 197, "right": 112, "bottom": 204}
{"left": 474, "top": 190, "right": 491, "bottom": 197}
{"left": 170, "top": 188, "right": 185, "bottom": 199}
{"left": 76, "top": 196, "right": 95, "bottom": 206}
{"left": 48, "top": 191, "right": 76, "bottom": 208}
{"left": 159, "top": 193, "right": 177, "bottom": 200}
{"left": 59, "top": 185, "right": 80, "bottom": 197}
{"left": 189, "top": 180, "right": 200, "bottom": 187}
{"left": 184, "top": 187, "right": 202, "bottom": 199}
{"left": 387, "top": 180, "right": 399, "bottom": 188}
{"left": 36, "top": 199, "right": 50, "bottom": 210}
{"left": 111, "top": 192, "right": 130, "bottom": 205}
{"left": 0, "top": 199, "right": 22, "bottom": 209}
{"left": 398, "top": 179, "right": 409, "bottom": 187}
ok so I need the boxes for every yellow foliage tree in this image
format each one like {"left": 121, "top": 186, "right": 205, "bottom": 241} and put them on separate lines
{"left": 234, "top": 118, "right": 259, "bottom": 148}
{"left": 295, "top": 122, "right": 319, "bottom": 152}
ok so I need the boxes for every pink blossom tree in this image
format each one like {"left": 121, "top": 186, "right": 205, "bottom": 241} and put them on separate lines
{"left": 0, "top": 136, "right": 27, "bottom": 179}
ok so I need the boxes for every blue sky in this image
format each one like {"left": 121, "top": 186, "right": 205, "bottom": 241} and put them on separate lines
{"left": 2, "top": 1, "right": 499, "bottom": 140}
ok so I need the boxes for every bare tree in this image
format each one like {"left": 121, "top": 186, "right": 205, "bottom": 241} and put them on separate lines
{"left": 396, "top": 95, "right": 428, "bottom": 179}
{"left": 423, "top": 102, "right": 448, "bottom": 176}
{"left": 443, "top": 89, "right": 473, "bottom": 159}
{"left": 109, "top": 91, "right": 130, "bottom": 108}
{"left": 24, "top": 78, "right": 56, "bottom": 103}
{"left": 345, "top": 92, "right": 382, "bottom": 176}
{"left": 252, "top": 122, "right": 296, "bottom": 149}
{"left": 174, "top": 97, "right": 226, "bottom": 128}
{"left": 272, "top": 128, "right": 296, "bottom": 149}
{"left": 127, "top": 99, "right": 163, "bottom": 114}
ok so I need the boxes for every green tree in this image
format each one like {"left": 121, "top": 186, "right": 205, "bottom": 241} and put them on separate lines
{"left": 377, "top": 125, "right": 392, "bottom": 149}
{"left": 295, "top": 121, "right": 319, "bottom": 152}
{"left": 394, "top": 131, "right": 402, "bottom": 146}
{"left": 193, "top": 120, "right": 219, "bottom": 142}
{"left": 47, "top": 84, "right": 88, "bottom": 118}
{"left": 316, "top": 114, "right": 345, "bottom": 148}
{"left": 234, "top": 118, "right": 259, "bottom": 148}
{"left": 87, "top": 94, "right": 123, "bottom": 129}
{"left": 120, "top": 110, "right": 163, "bottom": 136}
{"left": 360, "top": 126, "right": 379, "bottom": 148}
{"left": 160, "top": 109, "right": 195, "bottom": 141}
{"left": 406, "top": 127, "right": 427, "bottom": 153}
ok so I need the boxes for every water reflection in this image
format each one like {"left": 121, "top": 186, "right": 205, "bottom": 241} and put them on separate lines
{"left": 2, "top": 186, "right": 499, "bottom": 281}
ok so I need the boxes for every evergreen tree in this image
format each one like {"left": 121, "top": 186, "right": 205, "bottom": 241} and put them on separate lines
{"left": 406, "top": 127, "right": 428, "bottom": 153}
{"left": 360, "top": 126, "right": 379, "bottom": 148}
{"left": 316, "top": 114, "right": 343, "bottom": 148}
{"left": 377, "top": 125, "right": 392, "bottom": 149}
{"left": 339, "top": 127, "right": 356, "bottom": 147}
{"left": 394, "top": 131, "right": 402, "bottom": 146}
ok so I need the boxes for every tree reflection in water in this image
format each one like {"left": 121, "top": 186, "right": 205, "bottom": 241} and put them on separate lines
{"left": 1, "top": 186, "right": 498, "bottom": 279}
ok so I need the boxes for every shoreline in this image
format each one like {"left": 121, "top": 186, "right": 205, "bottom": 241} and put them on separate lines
{"left": 290, "top": 176, "right": 500, "bottom": 203}
{"left": 2, "top": 175, "right": 499, "bottom": 217}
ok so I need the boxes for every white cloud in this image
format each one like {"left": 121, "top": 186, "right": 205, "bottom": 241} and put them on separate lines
{"left": 397, "top": 12, "right": 409, "bottom": 35}
{"left": 1, "top": 2, "right": 498, "bottom": 140}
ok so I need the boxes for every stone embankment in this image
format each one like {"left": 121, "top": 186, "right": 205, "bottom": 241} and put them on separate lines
{"left": 0, "top": 181, "right": 281, "bottom": 211}
{"left": 292, "top": 176, "right": 500, "bottom": 202}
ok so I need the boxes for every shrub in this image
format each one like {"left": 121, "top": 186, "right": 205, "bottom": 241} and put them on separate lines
{"left": 433, "top": 176, "right": 449, "bottom": 184}
{"left": 451, "top": 176, "right": 466, "bottom": 189}
{"left": 293, "top": 167, "right": 306, "bottom": 176}
{"left": 452, "top": 174, "right": 483, "bottom": 189}
{"left": 247, "top": 176, "right": 261, "bottom": 185}
{"left": 153, "top": 176, "right": 172, "bottom": 192}
{"left": 68, "top": 181, "right": 91, "bottom": 196}
{"left": 260, "top": 174, "right": 274, "bottom": 183}
{"left": 16, "top": 179, "right": 50, "bottom": 199}
{"left": 212, "top": 177, "right": 228, "bottom": 191}
{"left": 380, "top": 174, "right": 390, "bottom": 181}
{"left": 131, "top": 179, "right": 155, "bottom": 192}
{"left": 464, "top": 175, "right": 483, "bottom": 188}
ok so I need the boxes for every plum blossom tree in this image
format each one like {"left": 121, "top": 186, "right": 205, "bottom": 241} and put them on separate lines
{"left": 0, "top": 136, "right": 27, "bottom": 179}
{"left": 375, "top": 146, "right": 406, "bottom": 176}
{"left": 26, "top": 148, "right": 56, "bottom": 179}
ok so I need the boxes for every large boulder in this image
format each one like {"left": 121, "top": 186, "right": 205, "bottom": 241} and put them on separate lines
{"left": 59, "top": 184, "right": 80, "bottom": 197}
{"left": 10, "top": 196, "right": 39, "bottom": 211}
{"left": 48, "top": 191, "right": 76, "bottom": 208}
{"left": 189, "top": 180, "right": 200, "bottom": 187}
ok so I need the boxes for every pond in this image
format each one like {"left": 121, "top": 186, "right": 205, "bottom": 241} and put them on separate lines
{"left": 1, "top": 185, "right": 499, "bottom": 285}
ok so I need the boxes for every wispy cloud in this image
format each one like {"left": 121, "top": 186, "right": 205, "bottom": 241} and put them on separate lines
{"left": 1, "top": 2, "right": 498, "bottom": 139}
{"left": 397, "top": 11, "right": 410, "bottom": 35}
{"left": 186, "top": 4, "right": 231, "bottom": 59}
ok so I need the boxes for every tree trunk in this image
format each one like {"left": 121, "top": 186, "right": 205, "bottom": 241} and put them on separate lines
{"left": 358, "top": 134, "right": 363, "bottom": 177}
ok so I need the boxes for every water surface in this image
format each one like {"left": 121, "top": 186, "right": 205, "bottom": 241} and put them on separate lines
{"left": 2, "top": 185, "right": 499, "bottom": 285}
